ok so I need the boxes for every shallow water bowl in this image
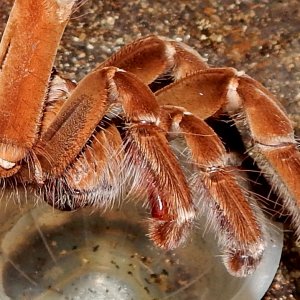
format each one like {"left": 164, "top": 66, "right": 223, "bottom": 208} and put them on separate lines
{"left": 0, "top": 192, "right": 282, "bottom": 300}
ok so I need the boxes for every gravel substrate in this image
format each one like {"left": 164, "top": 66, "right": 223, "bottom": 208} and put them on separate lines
{"left": 0, "top": 1, "right": 299, "bottom": 299}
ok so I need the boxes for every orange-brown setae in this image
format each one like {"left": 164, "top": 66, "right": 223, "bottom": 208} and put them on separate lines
{"left": 0, "top": 0, "right": 299, "bottom": 278}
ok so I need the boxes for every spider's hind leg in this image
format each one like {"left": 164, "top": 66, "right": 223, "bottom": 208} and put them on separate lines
{"left": 226, "top": 74, "right": 300, "bottom": 239}
{"left": 158, "top": 105, "right": 266, "bottom": 277}
{"left": 156, "top": 66, "right": 300, "bottom": 242}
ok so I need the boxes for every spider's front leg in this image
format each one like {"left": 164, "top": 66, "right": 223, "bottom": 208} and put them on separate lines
{"left": 34, "top": 67, "right": 196, "bottom": 249}
{"left": 0, "top": 0, "right": 76, "bottom": 178}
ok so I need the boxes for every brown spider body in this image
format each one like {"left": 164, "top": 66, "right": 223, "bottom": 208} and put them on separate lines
{"left": 0, "top": 0, "right": 299, "bottom": 277}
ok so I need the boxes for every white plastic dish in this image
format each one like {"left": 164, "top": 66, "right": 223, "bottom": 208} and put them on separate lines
{"left": 0, "top": 191, "right": 282, "bottom": 300}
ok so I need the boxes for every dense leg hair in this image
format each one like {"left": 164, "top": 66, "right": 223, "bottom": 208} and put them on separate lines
{"left": 0, "top": 0, "right": 76, "bottom": 174}
{"left": 33, "top": 37, "right": 300, "bottom": 272}
{"left": 123, "top": 124, "right": 195, "bottom": 249}
{"left": 1, "top": 17, "right": 298, "bottom": 279}
{"left": 33, "top": 67, "right": 196, "bottom": 248}
{"left": 225, "top": 74, "right": 300, "bottom": 239}
{"left": 41, "top": 122, "right": 125, "bottom": 210}
{"left": 155, "top": 64, "right": 300, "bottom": 241}
{"left": 158, "top": 105, "right": 266, "bottom": 276}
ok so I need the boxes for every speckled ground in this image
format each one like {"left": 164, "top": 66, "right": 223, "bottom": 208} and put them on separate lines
{"left": 0, "top": 0, "right": 300, "bottom": 299}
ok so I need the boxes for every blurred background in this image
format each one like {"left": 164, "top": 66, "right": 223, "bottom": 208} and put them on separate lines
{"left": 0, "top": 0, "right": 299, "bottom": 299}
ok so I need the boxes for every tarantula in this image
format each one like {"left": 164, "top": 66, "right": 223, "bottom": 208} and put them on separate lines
{"left": 0, "top": 0, "right": 299, "bottom": 277}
